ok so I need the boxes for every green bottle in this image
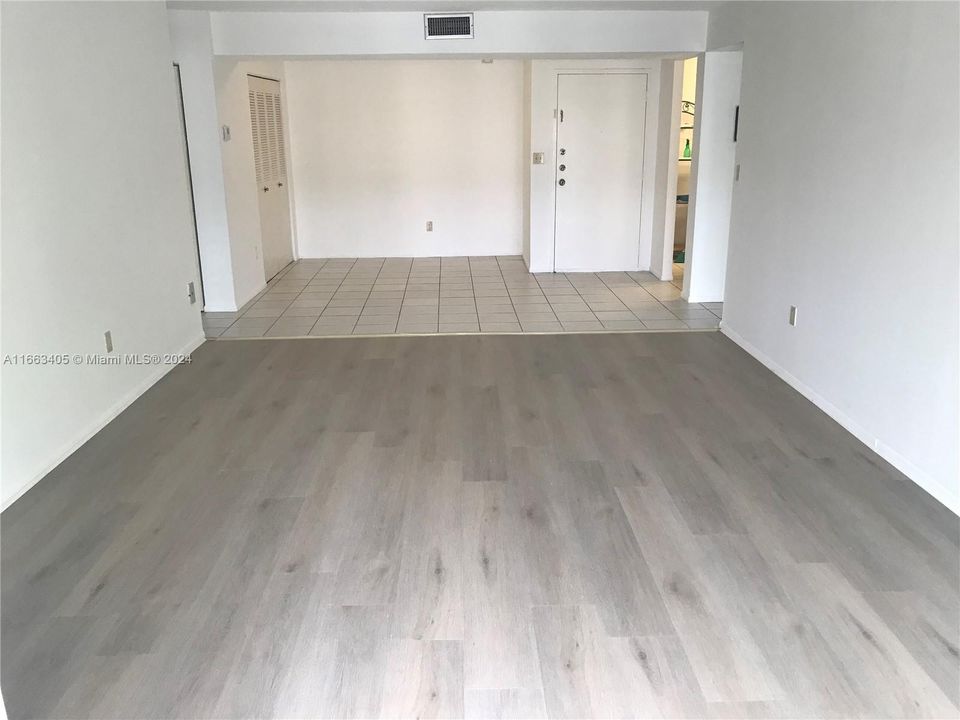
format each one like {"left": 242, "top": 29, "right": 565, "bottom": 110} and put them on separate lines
{"left": 683, "top": 139, "right": 692, "bottom": 159}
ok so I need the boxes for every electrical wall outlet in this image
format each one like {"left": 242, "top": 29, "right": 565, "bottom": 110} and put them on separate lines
{"left": 104, "top": 330, "right": 114, "bottom": 353}
{"left": 188, "top": 281, "right": 197, "bottom": 304}
{"left": 426, "top": 220, "right": 434, "bottom": 232}
{"left": 789, "top": 306, "right": 798, "bottom": 326}
{"left": 532, "top": 152, "right": 544, "bottom": 165}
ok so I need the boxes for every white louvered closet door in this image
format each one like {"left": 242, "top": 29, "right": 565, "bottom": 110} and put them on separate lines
{"left": 248, "top": 75, "right": 293, "bottom": 282}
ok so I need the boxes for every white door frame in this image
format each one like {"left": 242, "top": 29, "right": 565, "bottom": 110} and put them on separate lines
{"left": 682, "top": 48, "right": 743, "bottom": 303}
{"left": 527, "top": 59, "right": 660, "bottom": 274}
{"left": 652, "top": 59, "right": 684, "bottom": 282}
{"left": 173, "top": 63, "right": 205, "bottom": 307}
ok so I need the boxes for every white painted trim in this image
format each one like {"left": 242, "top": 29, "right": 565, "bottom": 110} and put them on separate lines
{"left": 528, "top": 59, "right": 660, "bottom": 274}
{"left": 683, "top": 49, "right": 741, "bottom": 304}
{"left": 202, "top": 301, "right": 240, "bottom": 313}
{"left": 721, "top": 325, "right": 960, "bottom": 516}
{"left": 1, "top": 335, "right": 207, "bottom": 512}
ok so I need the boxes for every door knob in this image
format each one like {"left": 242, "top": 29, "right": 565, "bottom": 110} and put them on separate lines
{"left": 558, "top": 178, "right": 566, "bottom": 187}
{"left": 559, "top": 164, "right": 566, "bottom": 171}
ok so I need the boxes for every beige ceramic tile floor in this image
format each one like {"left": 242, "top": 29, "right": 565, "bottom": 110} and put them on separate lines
{"left": 202, "top": 256, "right": 720, "bottom": 338}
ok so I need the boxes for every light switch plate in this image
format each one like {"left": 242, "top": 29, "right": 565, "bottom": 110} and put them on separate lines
{"left": 104, "top": 330, "right": 113, "bottom": 353}
{"left": 789, "top": 306, "right": 798, "bottom": 326}
{"left": 532, "top": 152, "right": 544, "bottom": 165}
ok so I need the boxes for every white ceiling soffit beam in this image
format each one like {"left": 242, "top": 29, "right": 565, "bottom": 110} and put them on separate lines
{"left": 166, "top": 1, "right": 722, "bottom": 11}
{"left": 191, "top": 8, "right": 707, "bottom": 55}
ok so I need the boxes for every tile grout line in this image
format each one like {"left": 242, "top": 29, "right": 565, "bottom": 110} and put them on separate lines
{"left": 572, "top": 273, "right": 604, "bottom": 327}
{"left": 442, "top": 258, "right": 471, "bottom": 333}
{"left": 510, "top": 258, "right": 555, "bottom": 331}
{"left": 393, "top": 257, "right": 415, "bottom": 334}
{"left": 529, "top": 267, "right": 566, "bottom": 330}
{"left": 484, "top": 257, "right": 510, "bottom": 333}
{"left": 308, "top": 258, "right": 355, "bottom": 336}
{"left": 602, "top": 270, "right": 695, "bottom": 328}
{"left": 348, "top": 258, "right": 384, "bottom": 335}
{"left": 264, "top": 259, "right": 326, "bottom": 336}
{"left": 420, "top": 259, "right": 440, "bottom": 333}
{"left": 533, "top": 269, "right": 574, "bottom": 330}
{"left": 300, "top": 258, "right": 331, "bottom": 336}
{"left": 490, "top": 257, "right": 520, "bottom": 333}
{"left": 220, "top": 259, "right": 310, "bottom": 337}
{"left": 207, "top": 256, "right": 719, "bottom": 338}
{"left": 499, "top": 257, "right": 525, "bottom": 332}
{"left": 593, "top": 271, "right": 650, "bottom": 330}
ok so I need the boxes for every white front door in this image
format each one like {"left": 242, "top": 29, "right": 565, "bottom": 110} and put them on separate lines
{"left": 248, "top": 75, "right": 293, "bottom": 282}
{"left": 554, "top": 73, "right": 647, "bottom": 272}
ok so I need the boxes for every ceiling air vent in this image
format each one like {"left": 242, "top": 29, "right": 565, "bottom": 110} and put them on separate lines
{"left": 424, "top": 13, "right": 474, "bottom": 39}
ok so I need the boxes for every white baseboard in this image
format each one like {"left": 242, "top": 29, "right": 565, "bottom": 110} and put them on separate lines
{"left": 720, "top": 325, "right": 959, "bottom": 516}
{"left": 1, "top": 334, "right": 207, "bottom": 512}
{"left": 296, "top": 251, "right": 521, "bottom": 260}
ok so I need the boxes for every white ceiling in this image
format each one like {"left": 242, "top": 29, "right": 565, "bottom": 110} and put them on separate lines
{"left": 166, "top": 0, "right": 721, "bottom": 12}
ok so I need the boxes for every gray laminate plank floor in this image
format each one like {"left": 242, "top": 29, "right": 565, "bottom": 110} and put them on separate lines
{"left": 2, "top": 334, "right": 957, "bottom": 719}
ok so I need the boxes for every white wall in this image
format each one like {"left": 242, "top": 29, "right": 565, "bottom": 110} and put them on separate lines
{"left": 527, "top": 59, "right": 661, "bottom": 273}
{"left": 683, "top": 49, "right": 741, "bottom": 303}
{"left": 285, "top": 59, "right": 525, "bottom": 258}
{"left": 1, "top": 2, "right": 205, "bottom": 509}
{"left": 210, "top": 10, "right": 707, "bottom": 56}
{"left": 709, "top": 2, "right": 960, "bottom": 512}
{"left": 169, "top": 10, "right": 238, "bottom": 311}
{"left": 173, "top": 7, "right": 707, "bottom": 280}
{"left": 170, "top": 14, "right": 290, "bottom": 310}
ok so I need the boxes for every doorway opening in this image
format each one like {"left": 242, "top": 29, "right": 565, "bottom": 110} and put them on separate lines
{"left": 173, "top": 63, "right": 204, "bottom": 307}
{"left": 673, "top": 57, "right": 697, "bottom": 292}
{"left": 660, "top": 48, "right": 743, "bottom": 304}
